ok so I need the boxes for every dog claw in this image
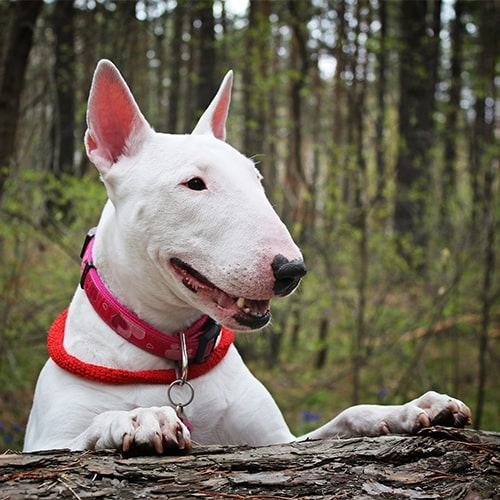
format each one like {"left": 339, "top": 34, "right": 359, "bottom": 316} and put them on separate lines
{"left": 107, "top": 407, "right": 192, "bottom": 455}
{"left": 176, "top": 422, "right": 191, "bottom": 451}
{"left": 122, "top": 433, "right": 133, "bottom": 452}
{"left": 417, "top": 412, "right": 431, "bottom": 428}
{"left": 153, "top": 433, "right": 164, "bottom": 454}
{"left": 380, "top": 421, "right": 390, "bottom": 435}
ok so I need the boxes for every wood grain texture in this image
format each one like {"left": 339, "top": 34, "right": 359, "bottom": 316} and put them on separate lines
{"left": 1, "top": 428, "right": 498, "bottom": 499}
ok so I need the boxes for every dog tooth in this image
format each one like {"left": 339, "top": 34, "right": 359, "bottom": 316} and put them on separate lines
{"left": 236, "top": 297, "right": 245, "bottom": 309}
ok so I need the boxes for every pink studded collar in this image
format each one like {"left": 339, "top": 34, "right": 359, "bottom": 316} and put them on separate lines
{"left": 78, "top": 228, "right": 224, "bottom": 364}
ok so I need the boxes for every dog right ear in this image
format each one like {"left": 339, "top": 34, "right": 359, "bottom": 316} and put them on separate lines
{"left": 84, "top": 59, "right": 152, "bottom": 174}
{"left": 192, "top": 71, "right": 233, "bottom": 141}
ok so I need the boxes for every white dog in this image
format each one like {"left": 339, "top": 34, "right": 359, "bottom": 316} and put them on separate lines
{"left": 24, "top": 60, "right": 471, "bottom": 454}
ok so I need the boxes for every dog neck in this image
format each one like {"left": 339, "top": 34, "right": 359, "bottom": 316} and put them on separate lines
{"left": 79, "top": 228, "right": 222, "bottom": 364}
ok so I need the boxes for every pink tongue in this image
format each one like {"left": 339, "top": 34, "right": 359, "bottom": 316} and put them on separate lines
{"left": 214, "top": 289, "right": 235, "bottom": 308}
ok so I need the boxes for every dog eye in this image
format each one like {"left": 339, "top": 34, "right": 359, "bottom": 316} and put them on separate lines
{"left": 185, "top": 177, "right": 207, "bottom": 191}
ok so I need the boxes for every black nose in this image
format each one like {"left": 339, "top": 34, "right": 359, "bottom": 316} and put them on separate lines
{"left": 272, "top": 254, "right": 307, "bottom": 297}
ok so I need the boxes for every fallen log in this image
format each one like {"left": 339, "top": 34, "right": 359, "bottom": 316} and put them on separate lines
{"left": 1, "top": 427, "right": 498, "bottom": 499}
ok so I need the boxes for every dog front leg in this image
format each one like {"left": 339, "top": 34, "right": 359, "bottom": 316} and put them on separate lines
{"left": 299, "top": 391, "right": 472, "bottom": 439}
{"left": 70, "top": 406, "right": 191, "bottom": 454}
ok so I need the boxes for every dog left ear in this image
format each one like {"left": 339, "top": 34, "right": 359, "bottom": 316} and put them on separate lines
{"left": 192, "top": 71, "right": 233, "bottom": 141}
{"left": 85, "top": 59, "right": 152, "bottom": 174}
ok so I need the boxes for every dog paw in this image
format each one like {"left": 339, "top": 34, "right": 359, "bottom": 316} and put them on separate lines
{"left": 412, "top": 391, "right": 472, "bottom": 429}
{"left": 381, "top": 391, "right": 472, "bottom": 435}
{"left": 89, "top": 406, "right": 192, "bottom": 454}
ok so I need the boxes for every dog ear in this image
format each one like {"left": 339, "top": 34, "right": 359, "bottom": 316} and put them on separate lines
{"left": 192, "top": 71, "right": 233, "bottom": 141}
{"left": 84, "top": 59, "right": 152, "bottom": 173}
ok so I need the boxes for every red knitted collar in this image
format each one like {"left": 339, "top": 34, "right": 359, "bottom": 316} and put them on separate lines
{"left": 47, "top": 228, "right": 235, "bottom": 384}
{"left": 79, "top": 229, "right": 222, "bottom": 364}
{"left": 48, "top": 309, "right": 234, "bottom": 384}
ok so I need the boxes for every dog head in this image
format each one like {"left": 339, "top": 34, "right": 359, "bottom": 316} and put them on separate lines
{"left": 84, "top": 60, "right": 306, "bottom": 331}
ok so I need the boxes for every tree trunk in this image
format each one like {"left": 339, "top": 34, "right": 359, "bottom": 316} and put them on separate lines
{"left": 286, "top": 0, "right": 314, "bottom": 238}
{"left": 476, "top": 168, "right": 496, "bottom": 431}
{"left": 472, "top": 0, "right": 499, "bottom": 429}
{"left": 374, "top": 0, "right": 387, "bottom": 205}
{"left": 0, "top": 0, "right": 43, "bottom": 200}
{"left": 468, "top": 0, "right": 498, "bottom": 229}
{"left": 441, "top": 0, "right": 464, "bottom": 229}
{"left": 346, "top": 0, "right": 371, "bottom": 406}
{"left": 1, "top": 428, "right": 498, "bottom": 498}
{"left": 43, "top": 0, "right": 76, "bottom": 225}
{"left": 112, "top": 1, "right": 140, "bottom": 90}
{"left": 50, "top": 0, "right": 75, "bottom": 177}
{"left": 243, "top": 0, "right": 271, "bottom": 160}
{"left": 394, "top": 0, "right": 441, "bottom": 264}
{"left": 167, "top": 0, "right": 186, "bottom": 133}
{"left": 194, "top": 0, "right": 216, "bottom": 125}
{"left": 315, "top": 317, "right": 329, "bottom": 370}
{"left": 326, "top": 0, "right": 346, "bottom": 234}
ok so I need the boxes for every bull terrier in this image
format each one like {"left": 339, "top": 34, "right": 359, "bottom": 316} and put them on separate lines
{"left": 24, "top": 60, "right": 471, "bottom": 454}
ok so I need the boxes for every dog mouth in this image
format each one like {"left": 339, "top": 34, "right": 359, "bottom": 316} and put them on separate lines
{"left": 170, "top": 258, "right": 271, "bottom": 329}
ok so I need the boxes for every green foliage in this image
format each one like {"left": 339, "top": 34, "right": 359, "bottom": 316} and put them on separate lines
{"left": 1, "top": 0, "right": 498, "bottom": 452}
{"left": 240, "top": 193, "right": 499, "bottom": 435}
{"left": 0, "top": 169, "right": 105, "bottom": 451}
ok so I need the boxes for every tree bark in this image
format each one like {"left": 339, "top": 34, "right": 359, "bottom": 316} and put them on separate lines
{"left": 0, "top": 0, "right": 43, "bottom": 200}
{"left": 1, "top": 428, "right": 498, "bottom": 499}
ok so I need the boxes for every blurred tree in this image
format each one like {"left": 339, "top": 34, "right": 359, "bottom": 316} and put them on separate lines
{"left": 374, "top": 0, "right": 387, "bottom": 205}
{"left": 167, "top": 0, "right": 187, "bottom": 133}
{"left": 243, "top": 0, "right": 271, "bottom": 159}
{"left": 394, "top": 0, "right": 441, "bottom": 264}
{"left": 441, "top": 0, "right": 464, "bottom": 230}
{"left": 286, "top": 0, "right": 314, "bottom": 234}
{"left": 350, "top": 0, "right": 371, "bottom": 406}
{"left": 44, "top": 0, "right": 76, "bottom": 225}
{"left": 193, "top": 0, "right": 216, "bottom": 126}
{"left": 50, "top": 0, "right": 75, "bottom": 178}
{"left": 468, "top": 0, "right": 499, "bottom": 430}
{"left": 0, "top": 0, "right": 43, "bottom": 201}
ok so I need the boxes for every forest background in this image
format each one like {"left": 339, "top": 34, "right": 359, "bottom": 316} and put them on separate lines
{"left": 0, "top": 0, "right": 498, "bottom": 451}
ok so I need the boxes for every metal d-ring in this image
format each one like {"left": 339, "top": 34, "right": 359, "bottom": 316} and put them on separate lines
{"left": 167, "top": 378, "right": 195, "bottom": 408}
{"left": 167, "top": 331, "right": 195, "bottom": 413}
